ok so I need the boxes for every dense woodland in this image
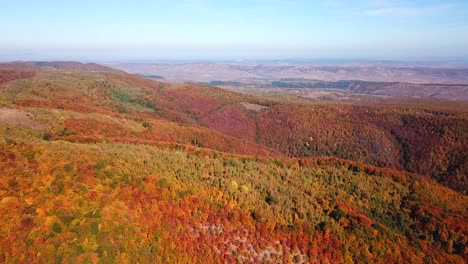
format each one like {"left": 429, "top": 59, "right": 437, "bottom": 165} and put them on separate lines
{"left": 0, "top": 66, "right": 466, "bottom": 263}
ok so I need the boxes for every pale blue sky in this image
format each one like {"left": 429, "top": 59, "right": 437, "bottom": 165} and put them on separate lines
{"left": 1, "top": 0, "right": 468, "bottom": 61}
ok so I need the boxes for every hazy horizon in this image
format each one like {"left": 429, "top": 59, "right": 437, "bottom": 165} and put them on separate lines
{"left": 2, "top": 0, "right": 468, "bottom": 62}
{"left": 3, "top": 58, "right": 468, "bottom": 69}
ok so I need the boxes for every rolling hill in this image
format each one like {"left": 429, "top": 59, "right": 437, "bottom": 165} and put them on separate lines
{"left": 0, "top": 61, "right": 123, "bottom": 73}
{"left": 0, "top": 62, "right": 466, "bottom": 263}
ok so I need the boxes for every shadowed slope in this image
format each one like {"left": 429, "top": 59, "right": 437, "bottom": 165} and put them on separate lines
{"left": 105, "top": 72, "right": 468, "bottom": 193}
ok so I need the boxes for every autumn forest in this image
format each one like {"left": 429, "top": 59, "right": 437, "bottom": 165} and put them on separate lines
{"left": 0, "top": 62, "right": 466, "bottom": 263}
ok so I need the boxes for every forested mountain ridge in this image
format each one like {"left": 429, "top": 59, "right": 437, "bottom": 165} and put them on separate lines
{"left": 0, "top": 63, "right": 466, "bottom": 263}
{"left": 3, "top": 64, "right": 464, "bottom": 193}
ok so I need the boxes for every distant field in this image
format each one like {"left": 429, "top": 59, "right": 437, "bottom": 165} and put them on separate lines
{"left": 106, "top": 62, "right": 468, "bottom": 101}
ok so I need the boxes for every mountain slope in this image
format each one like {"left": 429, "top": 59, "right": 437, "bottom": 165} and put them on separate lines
{"left": 0, "top": 65, "right": 466, "bottom": 193}
{"left": 113, "top": 72, "right": 467, "bottom": 194}
{"left": 0, "top": 129, "right": 466, "bottom": 263}
{"left": 0, "top": 64, "right": 466, "bottom": 262}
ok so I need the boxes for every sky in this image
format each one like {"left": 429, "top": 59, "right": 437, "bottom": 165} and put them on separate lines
{"left": 1, "top": 0, "right": 468, "bottom": 61}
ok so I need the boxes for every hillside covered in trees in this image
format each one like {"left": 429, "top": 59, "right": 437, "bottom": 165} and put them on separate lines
{"left": 0, "top": 63, "right": 466, "bottom": 263}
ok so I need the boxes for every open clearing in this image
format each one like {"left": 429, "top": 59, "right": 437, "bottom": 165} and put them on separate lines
{"left": 240, "top": 102, "right": 268, "bottom": 112}
{"left": 0, "top": 108, "right": 48, "bottom": 130}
